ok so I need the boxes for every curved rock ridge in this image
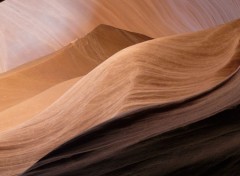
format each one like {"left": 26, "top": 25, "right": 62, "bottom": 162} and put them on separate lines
{"left": 0, "top": 20, "right": 239, "bottom": 175}
{"left": 0, "top": 24, "right": 151, "bottom": 112}
{"left": 22, "top": 72, "right": 240, "bottom": 176}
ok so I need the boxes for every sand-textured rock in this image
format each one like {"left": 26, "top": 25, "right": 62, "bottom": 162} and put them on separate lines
{"left": 23, "top": 72, "right": 240, "bottom": 176}
{"left": 0, "top": 20, "right": 239, "bottom": 176}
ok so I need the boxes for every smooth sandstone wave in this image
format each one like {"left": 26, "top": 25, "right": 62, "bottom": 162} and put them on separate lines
{"left": 23, "top": 71, "right": 240, "bottom": 176}
{"left": 0, "top": 20, "right": 239, "bottom": 176}
{"left": 23, "top": 73, "right": 240, "bottom": 176}
{"left": 0, "top": 25, "right": 150, "bottom": 112}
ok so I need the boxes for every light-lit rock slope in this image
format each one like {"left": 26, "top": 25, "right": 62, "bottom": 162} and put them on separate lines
{"left": 0, "top": 25, "right": 151, "bottom": 112}
{"left": 0, "top": 20, "right": 239, "bottom": 176}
